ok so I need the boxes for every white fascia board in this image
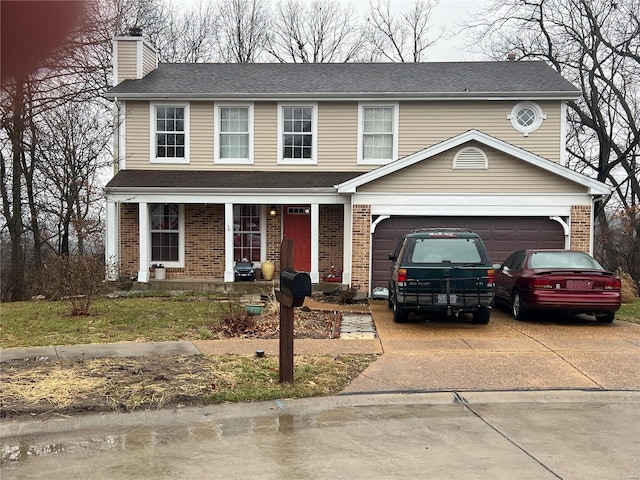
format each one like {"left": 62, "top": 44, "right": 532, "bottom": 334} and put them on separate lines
{"left": 337, "top": 129, "right": 611, "bottom": 195}
{"left": 104, "top": 92, "right": 580, "bottom": 102}
{"left": 105, "top": 190, "right": 349, "bottom": 205}
{"left": 362, "top": 192, "right": 591, "bottom": 217}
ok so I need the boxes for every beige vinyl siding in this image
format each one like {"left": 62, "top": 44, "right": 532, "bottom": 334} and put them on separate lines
{"left": 124, "top": 101, "right": 149, "bottom": 166}
{"left": 317, "top": 102, "right": 360, "bottom": 170}
{"left": 123, "top": 99, "right": 564, "bottom": 171}
{"left": 116, "top": 41, "right": 138, "bottom": 84}
{"left": 142, "top": 44, "right": 156, "bottom": 76}
{"left": 358, "top": 142, "right": 586, "bottom": 194}
{"left": 253, "top": 102, "right": 278, "bottom": 167}
{"left": 189, "top": 103, "right": 214, "bottom": 167}
{"left": 399, "top": 101, "right": 562, "bottom": 163}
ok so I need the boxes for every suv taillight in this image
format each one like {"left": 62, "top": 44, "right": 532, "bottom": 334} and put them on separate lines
{"left": 397, "top": 269, "right": 407, "bottom": 282}
{"left": 487, "top": 269, "right": 495, "bottom": 285}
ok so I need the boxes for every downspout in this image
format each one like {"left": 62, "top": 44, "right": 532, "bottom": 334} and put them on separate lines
{"left": 549, "top": 216, "right": 570, "bottom": 249}
{"left": 369, "top": 215, "right": 390, "bottom": 296}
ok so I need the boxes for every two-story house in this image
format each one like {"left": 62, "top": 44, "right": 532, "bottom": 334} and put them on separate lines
{"left": 104, "top": 32, "right": 611, "bottom": 295}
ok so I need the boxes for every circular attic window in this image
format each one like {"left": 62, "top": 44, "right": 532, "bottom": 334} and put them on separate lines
{"left": 509, "top": 102, "right": 546, "bottom": 136}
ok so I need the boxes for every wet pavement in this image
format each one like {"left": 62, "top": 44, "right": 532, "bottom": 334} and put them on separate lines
{"left": 2, "top": 300, "right": 640, "bottom": 478}
{"left": 2, "top": 391, "right": 640, "bottom": 479}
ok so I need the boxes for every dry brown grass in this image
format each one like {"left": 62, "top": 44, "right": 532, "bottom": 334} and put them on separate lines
{"left": 620, "top": 271, "right": 639, "bottom": 303}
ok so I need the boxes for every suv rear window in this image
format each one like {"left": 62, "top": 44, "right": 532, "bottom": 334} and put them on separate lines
{"left": 408, "top": 238, "right": 483, "bottom": 264}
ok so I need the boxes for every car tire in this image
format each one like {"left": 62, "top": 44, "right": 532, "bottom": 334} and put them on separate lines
{"left": 392, "top": 301, "right": 409, "bottom": 323}
{"left": 512, "top": 291, "right": 528, "bottom": 320}
{"left": 595, "top": 311, "right": 615, "bottom": 323}
{"left": 472, "top": 307, "right": 491, "bottom": 324}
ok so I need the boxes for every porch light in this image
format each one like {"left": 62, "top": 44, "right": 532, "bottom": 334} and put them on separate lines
{"left": 268, "top": 206, "right": 277, "bottom": 216}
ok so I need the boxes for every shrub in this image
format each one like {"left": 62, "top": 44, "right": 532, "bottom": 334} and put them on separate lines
{"left": 620, "top": 271, "right": 639, "bottom": 303}
{"left": 336, "top": 286, "right": 359, "bottom": 304}
{"left": 219, "top": 302, "right": 256, "bottom": 337}
{"left": 37, "top": 255, "right": 105, "bottom": 316}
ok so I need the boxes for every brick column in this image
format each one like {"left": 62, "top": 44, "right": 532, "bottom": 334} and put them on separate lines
{"left": 351, "top": 204, "right": 371, "bottom": 293}
{"left": 570, "top": 205, "right": 592, "bottom": 253}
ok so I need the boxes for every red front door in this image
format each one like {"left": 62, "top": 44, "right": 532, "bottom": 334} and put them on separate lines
{"left": 283, "top": 206, "right": 311, "bottom": 272}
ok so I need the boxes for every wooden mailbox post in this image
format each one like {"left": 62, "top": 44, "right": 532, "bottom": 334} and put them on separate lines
{"left": 275, "top": 239, "right": 311, "bottom": 383}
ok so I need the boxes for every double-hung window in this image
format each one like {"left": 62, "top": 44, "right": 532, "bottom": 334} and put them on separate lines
{"left": 233, "top": 205, "right": 261, "bottom": 263}
{"left": 150, "top": 204, "right": 184, "bottom": 267}
{"left": 358, "top": 103, "right": 398, "bottom": 165}
{"left": 278, "top": 103, "right": 317, "bottom": 164}
{"left": 216, "top": 104, "right": 253, "bottom": 164}
{"left": 151, "top": 103, "right": 189, "bottom": 163}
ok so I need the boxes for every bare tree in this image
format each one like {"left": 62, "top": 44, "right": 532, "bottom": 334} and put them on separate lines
{"left": 464, "top": 0, "right": 640, "bottom": 280}
{"left": 149, "top": 0, "right": 221, "bottom": 63}
{"left": 217, "top": 0, "right": 272, "bottom": 62}
{"left": 365, "top": 0, "right": 442, "bottom": 62}
{"left": 267, "top": 0, "right": 365, "bottom": 63}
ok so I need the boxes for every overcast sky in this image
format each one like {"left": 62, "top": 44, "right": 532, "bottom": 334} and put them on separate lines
{"left": 172, "top": 0, "right": 489, "bottom": 61}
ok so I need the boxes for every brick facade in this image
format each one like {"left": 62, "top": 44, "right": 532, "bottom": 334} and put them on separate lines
{"left": 119, "top": 203, "right": 346, "bottom": 281}
{"left": 351, "top": 204, "right": 371, "bottom": 293}
{"left": 570, "top": 205, "right": 592, "bottom": 253}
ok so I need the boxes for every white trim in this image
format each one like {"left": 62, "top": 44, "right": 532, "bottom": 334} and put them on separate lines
{"left": 136, "top": 41, "right": 143, "bottom": 79}
{"left": 116, "top": 100, "right": 126, "bottom": 170}
{"left": 507, "top": 101, "right": 546, "bottom": 136}
{"left": 560, "top": 100, "right": 568, "bottom": 166}
{"left": 277, "top": 102, "right": 318, "bottom": 165}
{"left": 149, "top": 102, "right": 190, "bottom": 164}
{"left": 106, "top": 192, "right": 349, "bottom": 204}
{"left": 112, "top": 40, "right": 119, "bottom": 86}
{"left": 337, "top": 129, "right": 611, "bottom": 195}
{"left": 357, "top": 102, "right": 399, "bottom": 165}
{"left": 224, "top": 203, "right": 235, "bottom": 282}
{"left": 105, "top": 201, "right": 120, "bottom": 280}
{"left": 138, "top": 202, "right": 150, "bottom": 282}
{"left": 214, "top": 103, "right": 254, "bottom": 165}
{"left": 549, "top": 215, "right": 570, "bottom": 249}
{"left": 342, "top": 202, "right": 353, "bottom": 286}
{"left": 310, "top": 204, "right": 319, "bottom": 282}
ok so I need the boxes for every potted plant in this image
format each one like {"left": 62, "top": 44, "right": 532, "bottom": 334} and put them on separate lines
{"left": 152, "top": 263, "right": 166, "bottom": 280}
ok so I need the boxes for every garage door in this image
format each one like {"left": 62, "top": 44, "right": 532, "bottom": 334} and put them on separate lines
{"left": 371, "top": 216, "right": 565, "bottom": 290}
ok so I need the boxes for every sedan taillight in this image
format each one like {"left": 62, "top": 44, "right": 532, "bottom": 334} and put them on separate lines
{"left": 603, "top": 277, "right": 622, "bottom": 291}
{"left": 531, "top": 277, "right": 554, "bottom": 289}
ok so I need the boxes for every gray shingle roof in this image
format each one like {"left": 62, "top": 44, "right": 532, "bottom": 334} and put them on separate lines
{"left": 105, "top": 170, "right": 362, "bottom": 191}
{"left": 107, "top": 61, "right": 579, "bottom": 99}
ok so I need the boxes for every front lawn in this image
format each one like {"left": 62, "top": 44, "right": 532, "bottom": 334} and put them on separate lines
{"left": 617, "top": 298, "right": 640, "bottom": 324}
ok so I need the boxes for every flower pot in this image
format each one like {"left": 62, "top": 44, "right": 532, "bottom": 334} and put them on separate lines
{"left": 261, "top": 260, "right": 275, "bottom": 281}
{"left": 154, "top": 267, "right": 166, "bottom": 280}
{"left": 246, "top": 304, "right": 264, "bottom": 315}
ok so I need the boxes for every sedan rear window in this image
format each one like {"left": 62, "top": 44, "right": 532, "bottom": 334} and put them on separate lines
{"left": 409, "top": 238, "right": 482, "bottom": 264}
{"left": 529, "top": 251, "right": 603, "bottom": 270}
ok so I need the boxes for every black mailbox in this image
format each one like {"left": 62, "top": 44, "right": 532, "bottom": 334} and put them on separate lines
{"left": 280, "top": 269, "right": 311, "bottom": 299}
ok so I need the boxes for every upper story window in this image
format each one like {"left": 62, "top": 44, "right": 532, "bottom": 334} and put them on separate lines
{"left": 215, "top": 104, "right": 254, "bottom": 164}
{"left": 151, "top": 103, "right": 189, "bottom": 163}
{"left": 150, "top": 203, "right": 184, "bottom": 267}
{"left": 278, "top": 103, "right": 317, "bottom": 164}
{"left": 358, "top": 103, "right": 399, "bottom": 165}
{"left": 508, "top": 101, "right": 546, "bottom": 136}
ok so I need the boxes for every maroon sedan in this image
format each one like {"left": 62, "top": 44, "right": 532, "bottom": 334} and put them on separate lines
{"left": 495, "top": 249, "right": 621, "bottom": 323}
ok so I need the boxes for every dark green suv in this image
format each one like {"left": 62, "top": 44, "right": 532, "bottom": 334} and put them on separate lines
{"left": 388, "top": 229, "right": 495, "bottom": 324}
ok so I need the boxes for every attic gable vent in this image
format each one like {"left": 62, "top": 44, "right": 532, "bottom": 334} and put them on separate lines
{"left": 453, "top": 146, "right": 488, "bottom": 169}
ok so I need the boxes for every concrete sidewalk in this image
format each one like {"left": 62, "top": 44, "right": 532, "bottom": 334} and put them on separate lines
{"left": 0, "top": 298, "right": 382, "bottom": 363}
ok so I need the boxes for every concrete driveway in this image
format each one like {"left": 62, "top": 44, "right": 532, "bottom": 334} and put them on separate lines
{"left": 343, "top": 301, "right": 640, "bottom": 393}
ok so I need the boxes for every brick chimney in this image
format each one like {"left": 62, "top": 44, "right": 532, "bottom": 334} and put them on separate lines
{"left": 112, "top": 28, "right": 157, "bottom": 85}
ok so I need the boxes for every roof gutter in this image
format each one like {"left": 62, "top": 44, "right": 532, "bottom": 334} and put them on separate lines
{"left": 103, "top": 91, "right": 581, "bottom": 102}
